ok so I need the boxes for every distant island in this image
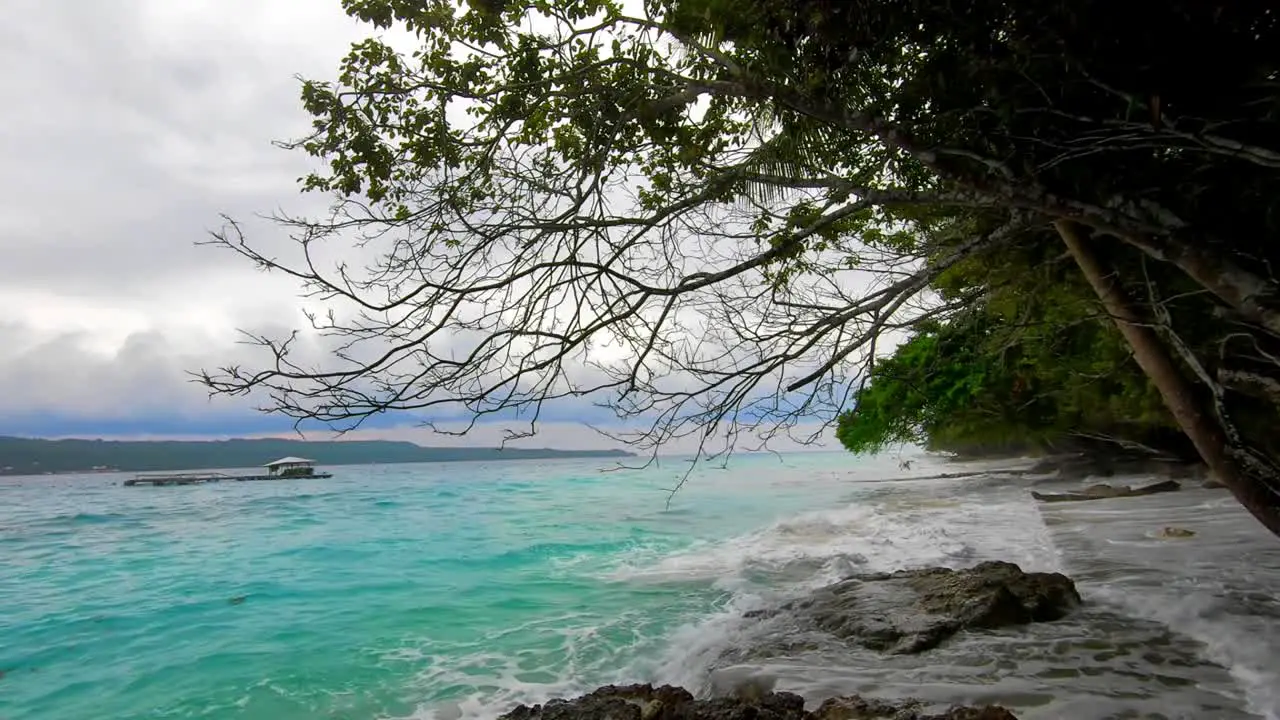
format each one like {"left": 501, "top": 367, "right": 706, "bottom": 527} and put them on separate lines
{"left": 0, "top": 436, "right": 635, "bottom": 476}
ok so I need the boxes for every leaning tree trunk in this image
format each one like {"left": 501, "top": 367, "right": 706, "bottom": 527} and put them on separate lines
{"left": 1055, "top": 220, "right": 1280, "bottom": 538}
{"left": 1115, "top": 230, "right": 1280, "bottom": 337}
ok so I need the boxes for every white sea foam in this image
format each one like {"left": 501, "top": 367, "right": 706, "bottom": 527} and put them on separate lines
{"left": 609, "top": 478, "right": 1060, "bottom": 593}
{"left": 403, "top": 463, "right": 1280, "bottom": 720}
{"left": 1040, "top": 477, "right": 1280, "bottom": 720}
{"left": 634, "top": 473, "right": 1276, "bottom": 719}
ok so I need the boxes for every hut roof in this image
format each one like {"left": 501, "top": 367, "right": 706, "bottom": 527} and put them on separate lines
{"left": 264, "top": 456, "right": 316, "bottom": 467}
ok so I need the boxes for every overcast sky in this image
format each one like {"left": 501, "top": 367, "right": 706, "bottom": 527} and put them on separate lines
{"left": 0, "top": 0, "right": 834, "bottom": 453}
{"left": 0, "top": 2, "right": 362, "bottom": 434}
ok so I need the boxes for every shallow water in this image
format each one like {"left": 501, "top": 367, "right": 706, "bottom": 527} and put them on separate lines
{"left": 1, "top": 452, "right": 1277, "bottom": 719}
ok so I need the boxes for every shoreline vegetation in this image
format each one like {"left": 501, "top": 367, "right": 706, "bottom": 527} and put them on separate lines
{"left": 0, "top": 436, "right": 633, "bottom": 476}
{"left": 16, "top": 0, "right": 1268, "bottom": 713}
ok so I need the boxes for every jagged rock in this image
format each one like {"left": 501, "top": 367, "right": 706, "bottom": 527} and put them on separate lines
{"left": 708, "top": 670, "right": 777, "bottom": 701}
{"left": 746, "top": 561, "right": 1080, "bottom": 655}
{"left": 1030, "top": 479, "right": 1181, "bottom": 503}
{"left": 815, "top": 695, "right": 1019, "bottom": 720}
{"left": 498, "top": 684, "right": 1018, "bottom": 720}
{"left": 500, "top": 684, "right": 697, "bottom": 720}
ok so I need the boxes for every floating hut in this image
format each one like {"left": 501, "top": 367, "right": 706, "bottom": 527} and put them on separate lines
{"left": 124, "top": 457, "right": 333, "bottom": 487}
{"left": 263, "top": 456, "right": 327, "bottom": 478}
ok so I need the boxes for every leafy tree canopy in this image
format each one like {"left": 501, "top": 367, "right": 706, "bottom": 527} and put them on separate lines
{"left": 201, "top": 0, "right": 1280, "bottom": 474}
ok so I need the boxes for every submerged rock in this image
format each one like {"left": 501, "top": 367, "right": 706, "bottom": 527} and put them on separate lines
{"left": 815, "top": 695, "right": 1018, "bottom": 720}
{"left": 1157, "top": 526, "right": 1196, "bottom": 538}
{"left": 498, "top": 684, "right": 1018, "bottom": 720}
{"left": 1030, "top": 479, "right": 1181, "bottom": 503}
{"left": 746, "top": 561, "right": 1080, "bottom": 654}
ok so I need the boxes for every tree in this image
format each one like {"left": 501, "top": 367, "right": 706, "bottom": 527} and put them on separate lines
{"left": 834, "top": 313, "right": 1180, "bottom": 459}
{"left": 201, "top": 0, "right": 1280, "bottom": 534}
{"left": 834, "top": 208, "right": 1193, "bottom": 461}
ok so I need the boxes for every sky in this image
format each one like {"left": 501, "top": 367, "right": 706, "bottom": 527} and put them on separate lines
{"left": 0, "top": 1, "right": 837, "bottom": 452}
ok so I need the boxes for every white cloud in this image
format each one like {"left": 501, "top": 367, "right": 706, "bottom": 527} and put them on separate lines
{"left": 0, "top": 0, "right": 368, "bottom": 327}
{"left": 0, "top": 0, "right": 859, "bottom": 451}
{"left": 0, "top": 0, "right": 386, "bottom": 431}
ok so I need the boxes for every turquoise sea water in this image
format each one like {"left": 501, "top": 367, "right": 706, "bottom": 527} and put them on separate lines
{"left": 1, "top": 452, "right": 883, "bottom": 719}
{"left": 4, "top": 451, "right": 1280, "bottom": 720}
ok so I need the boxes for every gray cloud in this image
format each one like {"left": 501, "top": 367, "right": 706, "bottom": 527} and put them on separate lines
{"left": 0, "top": 317, "right": 836, "bottom": 452}
{"left": 0, "top": 1, "right": 844, "bottom": 452}
{"left": 0, "top": 321, "right": 285, "bottom": 420}
{"left": 0, "top": 0, "right": 361, "bottom": 296}
{"left": 0, "top": 0, "right": 372, "bottom": 431}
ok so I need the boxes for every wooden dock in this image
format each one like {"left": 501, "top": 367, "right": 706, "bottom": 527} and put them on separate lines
{"left": 124, "top": 472, "right": 333, "bottom": 487}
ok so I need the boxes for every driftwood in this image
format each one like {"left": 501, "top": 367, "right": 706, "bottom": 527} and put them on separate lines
{"left": 1031, "top": 479, "right": 1181, "bottom": 503}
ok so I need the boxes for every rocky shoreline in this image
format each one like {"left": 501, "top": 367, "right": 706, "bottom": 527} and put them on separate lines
{"left": 897, "top": 451, "right": 1222, "bottom": 494}
{"left": 1022, "top": 452, "right": 1212, "bottom": 485}
{"left": 927, "top": 450, "right": 1228, "bottom": 505}
{"left": 499, "top": 683, "right": 1018, "bottom": 720}
{"left": 740, "top": 561, "right": 1079, "bottom": 655}
{"left": 492, "top": 457, "right": 1253, "bottom": 720}
{"left": 498, "top": 562, "right": 1084, "bottom": 720}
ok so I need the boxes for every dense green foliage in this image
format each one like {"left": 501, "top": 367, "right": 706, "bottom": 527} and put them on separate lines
{"left": 204, "top": 0, "right": 1278, "bottom": 504}
{"left": 0, "top": 437, "right": 631, "bottom": 476}
{"left": 836, "top": 222, "right": 1192, "bottom": 458}
{"left": 835, "top": 308, "right": 1183, "bottom": 456}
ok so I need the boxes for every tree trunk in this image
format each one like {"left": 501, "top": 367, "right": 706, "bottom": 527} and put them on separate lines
{"left": 1055, "top": 220, "right": 1280, "bottom": 538}
{"left": 1116, "top": 230, "right": 1280, "bottom": 337}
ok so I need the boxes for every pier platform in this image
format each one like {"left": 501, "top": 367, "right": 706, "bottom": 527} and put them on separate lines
{"left": 124, "top": 471, "right": 334, "bottom": 487}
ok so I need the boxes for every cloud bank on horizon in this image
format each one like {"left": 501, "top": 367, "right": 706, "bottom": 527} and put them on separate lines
{"left": 0, "top": 0, "right": 834, "bottom": 453}
{"left": 0, "top": 1, "right": 365, "bottom": 440}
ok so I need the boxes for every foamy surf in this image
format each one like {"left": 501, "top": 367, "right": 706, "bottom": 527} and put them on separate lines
{"left": 7, "top": 454, "right": 1280, "bottom": 720}
{"left": 1039, "top": 475, "right": 1280, "bottom": 719}
{"left": 607, "top": 477, "right": 1060, "bottom": 593}
{"left": 415, "top": 464, "right": 1280, "bottom": 720}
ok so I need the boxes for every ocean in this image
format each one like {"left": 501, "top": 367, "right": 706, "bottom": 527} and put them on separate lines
{"left": 2, "top": 451, "right": 1278, "bottom": 720}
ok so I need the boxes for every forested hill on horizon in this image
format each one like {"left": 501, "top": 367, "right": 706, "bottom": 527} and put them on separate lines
{"left": 0, "top": 436, "right": 634, "bottom": 476}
